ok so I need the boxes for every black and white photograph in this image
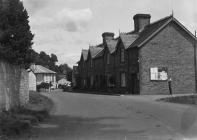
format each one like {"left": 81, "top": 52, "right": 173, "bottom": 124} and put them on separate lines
{"left": 0, "top": 0, "right": 197, "bottom": 139}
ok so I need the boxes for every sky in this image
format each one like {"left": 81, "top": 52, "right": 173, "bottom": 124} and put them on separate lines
{"left": 22, "top": 0, "right": 197, "bottom": 67}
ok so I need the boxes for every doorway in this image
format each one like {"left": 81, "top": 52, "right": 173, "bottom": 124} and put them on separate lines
{"left": 129, "top": 73, "right": 139, "bottom": 94}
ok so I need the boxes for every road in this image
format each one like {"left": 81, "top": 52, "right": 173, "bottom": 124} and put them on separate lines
{"left": 21, "top": 91, "right": 197, "bottom": 140}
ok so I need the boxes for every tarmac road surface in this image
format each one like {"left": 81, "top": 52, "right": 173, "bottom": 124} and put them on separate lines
{"left": 14, "top": 91, "right": 197, "bottom": 140}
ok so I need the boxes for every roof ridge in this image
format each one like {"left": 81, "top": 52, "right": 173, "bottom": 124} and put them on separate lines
{"left": 128, "top": 15, "right": 173, "bottom": 49}
{"left": 146, "top": 15, "right": 172, "bottom": 27}
{"left": 32, "top": 65, "right": 56, "bottom": 74}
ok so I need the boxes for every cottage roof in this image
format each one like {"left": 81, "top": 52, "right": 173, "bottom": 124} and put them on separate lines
{"left": 120, "top": 33, "right": 138, "bottom": 49}
{"left": 106, "top": 39, "right": 118, "bottom": 54}
{"left": 89, "top": 45, "right": 104, "bottom": 58}
{"left": 94, "top": 49, "right": 104, "bottom": 59}
{"left": 30, "top": 65, "right": 56, "bottom": 74}
{"left": 129, "top": 15, "right": 172, "bottom": 48}
{"left": 129, "top": 15, "right": 196, "bottom": 48}
{"left": 82, "top": 49, "right": 88, "bottom": 61}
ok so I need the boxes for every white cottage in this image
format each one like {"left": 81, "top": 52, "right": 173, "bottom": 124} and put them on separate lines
{"left": 29, "top": 64, "right": 57, "bottom": 91}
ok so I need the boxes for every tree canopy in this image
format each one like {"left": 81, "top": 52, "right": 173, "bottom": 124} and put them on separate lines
{"left": 0, "top": 0, "right": 34, "bottom": 68}
{"left": 58, "top": 63, "right": 73, "bottom": 81}
{"left": 0, "top": 0, "right": 72, "bottom": 80}
{"left": 31, "top": 50, "right": 73, "bottom": 81}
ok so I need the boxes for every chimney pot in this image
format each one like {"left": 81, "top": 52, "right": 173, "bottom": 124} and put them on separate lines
{"left": 102, "top": 32, "right": 114, "bottom": 44}
{"left": 133, "top": 14, "right": 151, "bottom": 32}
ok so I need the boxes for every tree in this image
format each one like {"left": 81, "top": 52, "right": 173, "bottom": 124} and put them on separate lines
{"left": 50, "top": 54, "right": 58, "bottom": 64}
{"left": 39, "top": 51, "right": 50, "bottom": 67}
{"left": 58, "top": 63, "right": 73, "bottom": 81}
{"left": 0, "top": 0, "right": 34, "bottom": 68}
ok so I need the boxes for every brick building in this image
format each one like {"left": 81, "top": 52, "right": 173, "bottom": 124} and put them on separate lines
{"left": 76, "top": 13, "right": 197, "bottom": 95}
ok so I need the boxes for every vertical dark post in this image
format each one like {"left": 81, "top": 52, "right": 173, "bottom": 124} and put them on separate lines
{"left": 194, "top": 31, "right": 197, "bottom": 93}
{"left": 168, "top": 78, "right": 172, "bottom": 95}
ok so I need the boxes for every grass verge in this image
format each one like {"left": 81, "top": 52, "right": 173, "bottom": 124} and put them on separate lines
{"left": 0, "top": 91, "right": 53, "bottom": 138}
{"left": 158, "top": 95, "right": 197, "bottom": 105}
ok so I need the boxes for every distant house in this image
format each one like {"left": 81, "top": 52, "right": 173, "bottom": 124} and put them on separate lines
{"left": 58, "top": 78, "right": 71, "bottom": 87}
{"left": 29, "top": 64, "right": 57, "bottom": 90}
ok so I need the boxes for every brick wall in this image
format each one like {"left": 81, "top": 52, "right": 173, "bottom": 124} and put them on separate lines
{"left": 0, "top": 60, "right": 29, "bottom": 111}
{"left": 139, "top": 22, "right": 196, "bottom": 94}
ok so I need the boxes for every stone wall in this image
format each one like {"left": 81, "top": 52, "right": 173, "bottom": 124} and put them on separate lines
{"left": 19, "top": 69, "right": 29, "bottom": 106}
{"left": 0, "top": 60, "right": 29, "bottom": 111}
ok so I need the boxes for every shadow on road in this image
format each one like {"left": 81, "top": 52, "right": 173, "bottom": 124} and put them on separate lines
{"left": 29, "top": 115, "right": 136, "bottom": 140}
{"left": 180, "top": 106, "right": 197, "bottom": 137}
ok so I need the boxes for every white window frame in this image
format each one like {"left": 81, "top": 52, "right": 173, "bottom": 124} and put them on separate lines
{"left": 150, "top": 67, "right": 168, "bottom": 81}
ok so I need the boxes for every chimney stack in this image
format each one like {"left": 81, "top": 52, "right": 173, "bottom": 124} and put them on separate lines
{"left": 133, "top": 14, "right": 151, "bottom": 32}
{"left": 102, "top": 32, "right": 114, "bottom": 44}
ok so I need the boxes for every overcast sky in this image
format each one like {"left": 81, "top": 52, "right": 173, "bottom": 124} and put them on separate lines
{"left": 23, "top": 0, "right": 197, "bottom": 67}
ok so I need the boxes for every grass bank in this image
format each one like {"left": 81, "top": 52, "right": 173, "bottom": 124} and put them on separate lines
{"left": 0, "top": 91, "right": 54, "bottom": 138}
{"left": 158, "top": 95, "right": 197, "bottom": 105}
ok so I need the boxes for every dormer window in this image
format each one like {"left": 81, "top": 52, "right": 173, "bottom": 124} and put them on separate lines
{"left": 120, "top": 48, "right": 125, "bottom": 63}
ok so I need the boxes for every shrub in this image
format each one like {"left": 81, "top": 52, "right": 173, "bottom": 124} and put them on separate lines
{"left": 37, "top": 82, "right": 52, "bottom": 91}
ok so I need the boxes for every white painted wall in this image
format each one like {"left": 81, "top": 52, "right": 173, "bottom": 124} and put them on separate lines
{"left": 28, "top": 71, "right": 36, "bottom": 91}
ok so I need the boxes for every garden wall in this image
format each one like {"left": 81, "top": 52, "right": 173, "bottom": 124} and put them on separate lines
{"left": 0, "top": 60, "right": 29, "bottom": 111}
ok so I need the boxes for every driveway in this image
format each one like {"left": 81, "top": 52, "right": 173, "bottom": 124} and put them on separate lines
{"left": 17, "top": 91, "right": 197, "bottom": 140}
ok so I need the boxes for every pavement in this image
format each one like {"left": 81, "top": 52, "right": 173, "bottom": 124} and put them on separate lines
{"left": 15, "top": 91, "right": 197, "bottom": 140}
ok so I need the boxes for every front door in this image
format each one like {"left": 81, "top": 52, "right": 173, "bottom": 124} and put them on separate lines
{"left": 130, "top": 73, "right": 139, "bottom": 94}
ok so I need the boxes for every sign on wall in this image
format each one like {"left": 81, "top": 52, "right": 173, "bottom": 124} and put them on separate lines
{"left": 150, "top": 67, "right": 168, "bottom": 81}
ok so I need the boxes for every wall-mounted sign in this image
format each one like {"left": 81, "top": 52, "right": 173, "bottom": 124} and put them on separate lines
{"left": 150, "top": 67, "right": 168, "bottom": 81}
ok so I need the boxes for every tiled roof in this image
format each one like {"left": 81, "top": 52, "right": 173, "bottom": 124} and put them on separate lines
{"left": 120, "top": 33, "right": 138, "bottom": 49}
{"left": 94, "top": 48, "right": 104, "bottom": 58}
{"left": 89, "top": 45, "right": 104, "bottom": 58}
{"left": 30, "top": 65, "right": 56, "bottom": 74}
{"left": 106, "top": 39, "right": 118, "bottom": 54}
{"left": 97, "top": 43, "right": 104, "bottom": 48}
{"left": 129, "top": 15, "right": 172, "bottom": 48}
{"left": 82, "top": 49, "right": 88, "bottom": 61}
